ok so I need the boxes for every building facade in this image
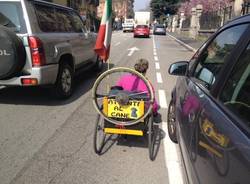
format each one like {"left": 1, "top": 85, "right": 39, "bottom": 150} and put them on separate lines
{"left": 97, "top": 0, "right": 134, "bottom": 20}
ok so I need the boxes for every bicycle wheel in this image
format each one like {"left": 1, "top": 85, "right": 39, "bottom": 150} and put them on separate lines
{"left": 92, "top": 67, "right": 154, "bottom": 126}
{"left": 147, "top": 113, "right": 154, "bottom": 160}
{"left": 94, "top": 114, "right": 106, "bottom": 154}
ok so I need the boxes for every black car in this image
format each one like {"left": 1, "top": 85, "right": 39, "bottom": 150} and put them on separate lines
{"left": 153, "top": 24, "right": 166, "bottom": 35}
{"left": 168, "top": 15, "right": 250, "bottom": 184}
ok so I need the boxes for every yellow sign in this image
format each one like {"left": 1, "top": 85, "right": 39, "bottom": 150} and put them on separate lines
{"left": 105, "top": 99, "right": 144, "bottom": 120}
{"left": 202, "top": 119, "right": 230, "bottom": 148}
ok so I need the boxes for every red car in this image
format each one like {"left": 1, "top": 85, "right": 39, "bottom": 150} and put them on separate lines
{"left": 134, "top": 25, "right": 150, "bottom": 38}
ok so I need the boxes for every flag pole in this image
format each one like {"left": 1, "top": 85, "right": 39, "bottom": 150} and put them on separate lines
{"left": 106, "top": 57, "right": 110, "bottom": 93}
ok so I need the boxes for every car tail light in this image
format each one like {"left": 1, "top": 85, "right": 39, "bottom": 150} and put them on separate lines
{"left": 21, "top": 78, "right": 38, "bottom": 85}
{"left": 28, "top": 36, "right": 46, "bottom": 67}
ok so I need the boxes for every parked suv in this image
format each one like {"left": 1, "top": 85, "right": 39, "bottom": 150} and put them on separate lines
{"left": 168, "top": 15, "right": 250, "bottom": 183}
{"left": 0, "top": 0, "right": 103, "bottom": 98}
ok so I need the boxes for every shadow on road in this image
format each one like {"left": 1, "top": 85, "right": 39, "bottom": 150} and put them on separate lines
{"left": 98, "top": 123, "right": 166, "bottom": 161}
{"left": 0, "top": 63, "right": 115, "bottom": 106}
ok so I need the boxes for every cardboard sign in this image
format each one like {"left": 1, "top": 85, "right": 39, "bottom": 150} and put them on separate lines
{"left": 105, "top": 99, "right": 144, "bottom": 120}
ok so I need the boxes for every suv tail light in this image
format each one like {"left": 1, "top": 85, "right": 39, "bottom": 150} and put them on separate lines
{"left": 28, "top": 36, "right": 46, "bottom": 66}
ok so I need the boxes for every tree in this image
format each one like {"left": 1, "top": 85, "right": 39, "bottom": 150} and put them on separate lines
{"left": 150, "top": 0, "right": 182, "bottom": 18}
{"left": 179, "top": 0, "right": 231, "bottom": 15}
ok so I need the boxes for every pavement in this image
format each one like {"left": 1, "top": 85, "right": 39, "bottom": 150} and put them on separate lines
{"left": 0, "top": 31, "right": 194, "bottom": 184}
{"left": 167, "top": 31, "right": 205, "bottom": 51}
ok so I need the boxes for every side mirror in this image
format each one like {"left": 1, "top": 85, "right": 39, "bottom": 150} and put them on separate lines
{"left": 168, "top": 61, "right": 189, "bottom": 76}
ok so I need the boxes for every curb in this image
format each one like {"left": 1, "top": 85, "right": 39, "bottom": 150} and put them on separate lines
{"left": 166, "top": 33, "right": 197, "bottom": 53}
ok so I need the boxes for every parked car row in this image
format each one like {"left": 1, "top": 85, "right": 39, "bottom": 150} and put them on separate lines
{"left": 0, "top": 0, "right": 102, "bottom": 98}
{"left": 168, "top": 14, "right": 250, "bottom": 184}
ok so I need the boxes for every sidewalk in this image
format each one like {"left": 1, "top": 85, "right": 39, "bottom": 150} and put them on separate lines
{"left": 167, "top": 31, "right": 205, "bottom": 51}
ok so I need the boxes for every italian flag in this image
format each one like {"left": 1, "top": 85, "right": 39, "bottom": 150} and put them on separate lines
{"left": 94, "top": 0, "right": 112, "bottom": 62}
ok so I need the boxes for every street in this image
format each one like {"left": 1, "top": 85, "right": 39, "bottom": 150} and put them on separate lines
{"left": 0, "top": 31, "right": 193, "bottom": 184}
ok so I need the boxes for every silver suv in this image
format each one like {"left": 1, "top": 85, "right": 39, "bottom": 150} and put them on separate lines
{"left": 0, "top": 0, "right": 103, "bottom": 98}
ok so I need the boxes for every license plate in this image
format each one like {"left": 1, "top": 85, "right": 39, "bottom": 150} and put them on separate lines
{"left": 106, "top": 99, "right": 144, "bottom": 119}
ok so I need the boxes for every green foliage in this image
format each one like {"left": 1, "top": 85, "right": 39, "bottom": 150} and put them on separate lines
{"left": 150, "top": 0, "right": 181, "bottom": 18}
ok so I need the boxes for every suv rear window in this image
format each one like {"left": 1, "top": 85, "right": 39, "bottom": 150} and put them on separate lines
{"left": 33, "top": 3, "right": 58, "bottom": 32}
{"left": 0, "top": 2, "right": 26, "bottom": 33}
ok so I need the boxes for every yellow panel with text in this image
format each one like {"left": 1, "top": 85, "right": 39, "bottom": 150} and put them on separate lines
{"left": 107, "top": 99, "right": 144, "bottom": 119}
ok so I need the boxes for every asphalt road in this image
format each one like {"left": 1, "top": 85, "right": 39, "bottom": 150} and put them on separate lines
{"left": 0, "top": 31, "right": 193, "bottom": 184}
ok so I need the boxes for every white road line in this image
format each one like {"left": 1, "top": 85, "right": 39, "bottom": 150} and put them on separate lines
{"left": 115, "top": 42, "right": 121, "bottom": 46}
{"left": 154, "top": 56, "right": 159, "bottom": 61}
{"left": 162, "top": 123, "right": 184, "bottom": 184}
{"left": 155, "top": 62, "right": 160, "bottom": 70}
{"left": 166, "top": 33, "right": 197, "bottom": 53}
{"left": 158, "top": 90, "right": 168, "bottom": 108}
{"left": 153, "top": 35, "right": 156, "bottom": 49}
{"left": 153, "top": 51, "right": 157, "bottom": 56}
{"left": 156, "top": 72, "right": 163, "bottom": 83}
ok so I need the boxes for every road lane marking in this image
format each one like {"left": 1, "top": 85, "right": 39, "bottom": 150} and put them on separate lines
{"left": 156, "top": 72, "right": 163, "bottom": 83}
{"left": 127, "top": 47, "right": 139, "bottom": 56}
{"left": 153, "top": 35, "right": 156, "bottom": 49}
{"left": 162, "top": 123, "right": 184, "bottom": 184}
{"left": 155, "top": 62, "right": 160, "bottom": 69}
{"left": 154, "top": 56, "right": 159, "bottom": 61}
{"left": 154, "top": 51, "right": 157, "bottom": 56}
{"left": 158, "top": 90, "right": 167, "bottom": 108}
{"left": 166, "top": 33, "right": 197, "bottom": 53}
{"left": 115, "top": 42, "right": 121, "bottom": 46}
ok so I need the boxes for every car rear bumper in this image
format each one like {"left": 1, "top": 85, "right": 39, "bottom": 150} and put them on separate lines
{"left": 0, "top": 64, "right": 59, "bottom": 86}
{"left": 153, "top": 31, "right": 166, "bottom": 35}
{"left": 134, "top": 32, "right": 150, "bottom": 37}
{"left": 123, "top": 27, "right": 134, "bottom": 31}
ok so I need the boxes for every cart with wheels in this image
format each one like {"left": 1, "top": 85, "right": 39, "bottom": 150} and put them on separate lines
{"left": 92, "top": 67, "right": 156, "bottom": 160}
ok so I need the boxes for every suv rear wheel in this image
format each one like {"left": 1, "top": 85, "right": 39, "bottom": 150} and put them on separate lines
{"left": 53, "top": 63, "right": 73, "bottom": 99}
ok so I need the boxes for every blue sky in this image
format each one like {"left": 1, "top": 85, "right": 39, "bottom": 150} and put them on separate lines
{"left": 134, "top": 0, "right": 150, "bottom": 11}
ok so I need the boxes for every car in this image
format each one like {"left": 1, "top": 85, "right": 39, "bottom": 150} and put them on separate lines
{"left": 153, "top": 24, "right": 166, "bottom": 35}
{"left": 134, "top": 25, "right": 150, "bottom": 38}
{"left": 122, "top": 18, "right": 134, "bottom": 32}
{"left": 0, "top": 0, "right": 103, "bottom": 98}
{"left": 167, "top": 14, "right": 250, "bottom": 184}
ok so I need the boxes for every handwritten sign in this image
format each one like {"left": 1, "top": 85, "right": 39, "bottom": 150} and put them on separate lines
{"left": 106, "top": 99, "right": 144, "bottom": 120}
